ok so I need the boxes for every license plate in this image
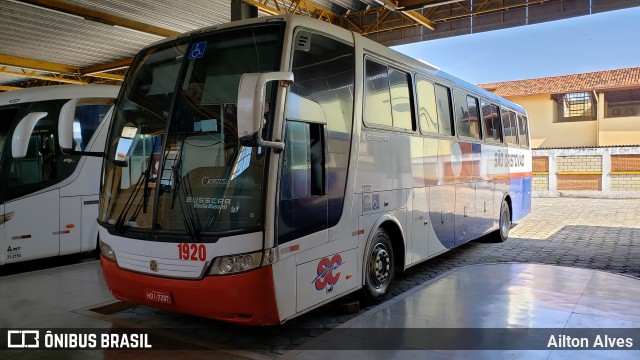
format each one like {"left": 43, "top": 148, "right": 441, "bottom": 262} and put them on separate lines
{"left": 144, "top": 288, "right": 172, "bottom": 304}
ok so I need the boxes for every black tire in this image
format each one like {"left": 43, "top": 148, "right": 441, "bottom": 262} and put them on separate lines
{"left": 361, "top": 229, "right": 395, "bottom": 304}
{"left": 491, "top": 199, "right": 511, "bottom": 243}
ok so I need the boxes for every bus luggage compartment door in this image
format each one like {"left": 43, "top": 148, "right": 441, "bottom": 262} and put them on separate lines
{"left": 295, "top": 248, "right": 358, "bottom": 312}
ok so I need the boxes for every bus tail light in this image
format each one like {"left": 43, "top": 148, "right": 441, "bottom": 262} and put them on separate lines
{"left": 209, "top": 248, "right": 278, "bottom": 276}
{"left": 99, "top": 240, "right": 117, "bottom": 262}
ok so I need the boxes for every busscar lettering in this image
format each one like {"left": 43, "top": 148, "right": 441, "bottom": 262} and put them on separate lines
{"left": 361, "top": 132, "right": 390, "bottom": 143}
{"left": 186, "top": 197, "right": 231, "bottom": 209}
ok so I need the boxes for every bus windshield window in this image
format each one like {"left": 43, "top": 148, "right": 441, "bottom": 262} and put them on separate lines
{"left": 100, "top": 24, "right": 283, "bottom": 235}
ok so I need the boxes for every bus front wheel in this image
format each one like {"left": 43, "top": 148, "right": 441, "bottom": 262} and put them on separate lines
{"left": 362, "top": 229, "right": 395, "bottom": 304}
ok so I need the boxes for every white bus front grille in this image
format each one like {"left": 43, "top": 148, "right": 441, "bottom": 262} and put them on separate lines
{"left": 117, "top": 252, "right": 208, "bottom": 279}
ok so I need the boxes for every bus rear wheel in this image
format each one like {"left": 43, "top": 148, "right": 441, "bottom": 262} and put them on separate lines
{"left": 492, "top": 199, "right": 511, "bottom": 242}
{"left": 362, "top": 229, "right": 395, "bottom": 304}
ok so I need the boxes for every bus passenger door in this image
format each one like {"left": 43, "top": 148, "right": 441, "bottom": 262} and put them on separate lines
{"left": 4, "top": 133, "right": 60, "bottom": 262}
{"left": 278, "top": 120, "right": 330, "bottom": 313}
{"left": 277, "top": 120, "right": 328, "bottom": 248}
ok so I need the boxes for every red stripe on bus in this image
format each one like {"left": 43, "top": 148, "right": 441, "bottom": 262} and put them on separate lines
{"left": 510, "top": 171, "right": 532, "bottom": 179}
{"left": 101, "top": 256, "right": 280, "bottom": 325}
{"left": 487, "top": 172, "right": 532, "bottom": 181}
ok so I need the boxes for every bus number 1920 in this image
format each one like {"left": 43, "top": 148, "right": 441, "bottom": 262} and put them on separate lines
{"left": 177, "top": 243, "right": 206, "bottom": 261}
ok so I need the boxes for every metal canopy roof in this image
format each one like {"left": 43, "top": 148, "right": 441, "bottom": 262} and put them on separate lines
{"left": 0, "top": 0, "right": 638, "bottom": 91}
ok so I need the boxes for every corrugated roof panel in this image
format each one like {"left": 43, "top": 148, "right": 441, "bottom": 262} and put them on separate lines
{"left": 64, "top": 0, "right": 232, "bottom": 32}
{"left": 0, "top": 1, "right": 163, "bottom": 68}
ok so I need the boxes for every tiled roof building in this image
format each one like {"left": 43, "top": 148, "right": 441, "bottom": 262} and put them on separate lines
{"left": 478, "top": 67, "right": 640, "bottom": 97}
{"left": 477, "top": 67, "right": 640, "bottom": 149}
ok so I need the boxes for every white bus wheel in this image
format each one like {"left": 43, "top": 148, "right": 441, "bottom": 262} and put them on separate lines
{"left": 362, "top": 229, "right": 395, "bottom": 304}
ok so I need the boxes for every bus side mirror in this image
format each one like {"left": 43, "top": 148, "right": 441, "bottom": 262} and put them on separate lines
{"left": 11, "top": 112, "right": 47, "bottom": 158}
{"left": 58, "top": 98, "right": 77, "bottom": 152}
{"left": 237, "top": 72, "right": 294, "bottom": 151}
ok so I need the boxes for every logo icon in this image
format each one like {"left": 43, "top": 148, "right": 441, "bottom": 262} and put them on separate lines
{"left": 7, "top": 330, "right": 39, "bottom": 348}
{"left": 312, "top": 254, "right": 344, "bottom": 291}
{"left": 149, "top": 260, "right": 158, "bottom": 272}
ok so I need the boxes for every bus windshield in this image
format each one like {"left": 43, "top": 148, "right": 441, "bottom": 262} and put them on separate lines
{"left": 100, "top": 23, "right": 284, "bottom": 237}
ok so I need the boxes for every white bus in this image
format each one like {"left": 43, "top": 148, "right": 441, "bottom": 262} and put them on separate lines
{"left": 78, "top": 15, "right": 531, "bottom": 325}
{"left": 0, "top": 85, "right": 119, "bottom": 265}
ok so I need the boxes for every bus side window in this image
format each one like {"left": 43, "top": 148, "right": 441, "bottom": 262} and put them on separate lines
{"left": 281, "top": 121, "right": 325, "bottom": 200}
{"left": 481, "top": 100, "right": 502, "bottom": 143}
{"left": 517, "top": 114, "right": 529, "bottom": 148}
{"left": 416, "top": 78, "right": 438, "bottom": 134}
{"left": 365, "top": 60, "right": 393, "bottom": 127}
{"left": 73, "top": 103, "right": 113, "bottom": 151}
{"left": 388, "top": 68, "right": 414, "bottom": 130}
{"left": 454, "top": 91, "right": 481, "bottom": 139}
{"left": 502, "top": 109, "right": 518, "bottom": 145}
{"left": 434, "top": 84, "right": 453, "bottom": 136}
{"left": 365, "top": 60, "right": 414, "bottom": 131}
{"left": 60, "top": 102, "right": 114, "bottom": 179}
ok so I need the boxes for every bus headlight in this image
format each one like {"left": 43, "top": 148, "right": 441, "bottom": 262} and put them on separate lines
{"left": 208, "top": 248, "right": 277, "bottom": 275}
{"left": 99, "top": 240, "right": 117, "bottom": 262}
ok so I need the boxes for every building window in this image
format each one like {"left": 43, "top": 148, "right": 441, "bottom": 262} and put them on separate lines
{"left": 604, "top": 89, "right": 640, "bottom": 118}
{"left": 553, "top": 92, "right": 597, "bottom": 122}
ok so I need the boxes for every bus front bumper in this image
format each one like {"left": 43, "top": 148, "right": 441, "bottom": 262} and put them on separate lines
{"left": 100, "top": 256, "right": 280, "bottom": 325}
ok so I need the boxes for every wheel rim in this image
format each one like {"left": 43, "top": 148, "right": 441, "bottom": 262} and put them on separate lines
{"left": 369, "top": 243, "right": 390, "bottom": 289}
{"left": 500, "top": 206, "right": 510, "bottom": 236}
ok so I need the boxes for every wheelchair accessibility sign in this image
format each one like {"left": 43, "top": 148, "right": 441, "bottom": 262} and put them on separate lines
{"left": 189, "top": 42, "right": 207, "bottom": 59}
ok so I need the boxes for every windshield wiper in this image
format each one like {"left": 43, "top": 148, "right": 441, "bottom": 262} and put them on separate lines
{"left": 113, "top": 137, "right": 158, "bottom": 233}
{"left": 168, "top": 140, "right": 201, "bottom": 242}
{"left": 113, "top": 172, "right": 147, "bottom": 233}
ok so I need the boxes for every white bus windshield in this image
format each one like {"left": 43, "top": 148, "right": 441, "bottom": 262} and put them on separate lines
{"left": 100, "top": 23, "right": 284, "bottom": 237}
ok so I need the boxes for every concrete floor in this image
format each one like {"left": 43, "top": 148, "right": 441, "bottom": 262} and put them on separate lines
{"left": 1, "top": 261, "right": 638, "bottom": 359}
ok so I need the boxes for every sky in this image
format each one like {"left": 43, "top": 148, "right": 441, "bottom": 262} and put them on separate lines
{"left": 392, "top": 6, "right": 640, "bottom": 85}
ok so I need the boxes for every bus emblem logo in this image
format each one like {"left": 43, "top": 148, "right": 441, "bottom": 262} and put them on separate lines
{"left": 149, "top": 260, "right": 158, "bottom": 272}
{"left": 312, "top": 254, "right": 344, "bottom": 291}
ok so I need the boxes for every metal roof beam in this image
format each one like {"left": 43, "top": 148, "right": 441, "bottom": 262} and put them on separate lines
{"left": 87, "top": 72, "right": 126, "bottom": 81}
{"left": 402, "top": 10, "right": 435, "bottom": 30}
{"left": 397, "top": 0, "right": 466, "bottom": 10}
{"left": 80, "top": 58, "right": 133, "bottom": 75}
{"left": 0, "top": 54, "right": 79, "bottom": 74}
{"left": 242, "top": 0, "right": 343, "bottom": 24}
{"left": 0, "top": 66, "right": 87, "bottom": 84}
{"left": 17, "top": 0, "right": 180, "bottom": 37}
{"left": 0, "top": 54, "right": 125, "bottom": 82}
{"left": 0, "top": 85, "right": 23, "bottom": 91}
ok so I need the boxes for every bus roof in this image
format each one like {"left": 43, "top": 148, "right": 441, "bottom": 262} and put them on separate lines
{"left": 0, "top": 84, "right": 120, "bottom": 106}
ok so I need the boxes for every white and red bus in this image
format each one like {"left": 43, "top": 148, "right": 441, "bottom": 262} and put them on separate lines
{"left": 76, "top": 15, "right": 531, "bottom": 325}
{"left": 0, "top": 85, "right": 118, "bottom": 265}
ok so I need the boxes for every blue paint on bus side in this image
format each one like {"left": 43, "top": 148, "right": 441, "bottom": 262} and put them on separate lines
{"left": 510, "top": 175, "right": 532, "bottom": 222}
